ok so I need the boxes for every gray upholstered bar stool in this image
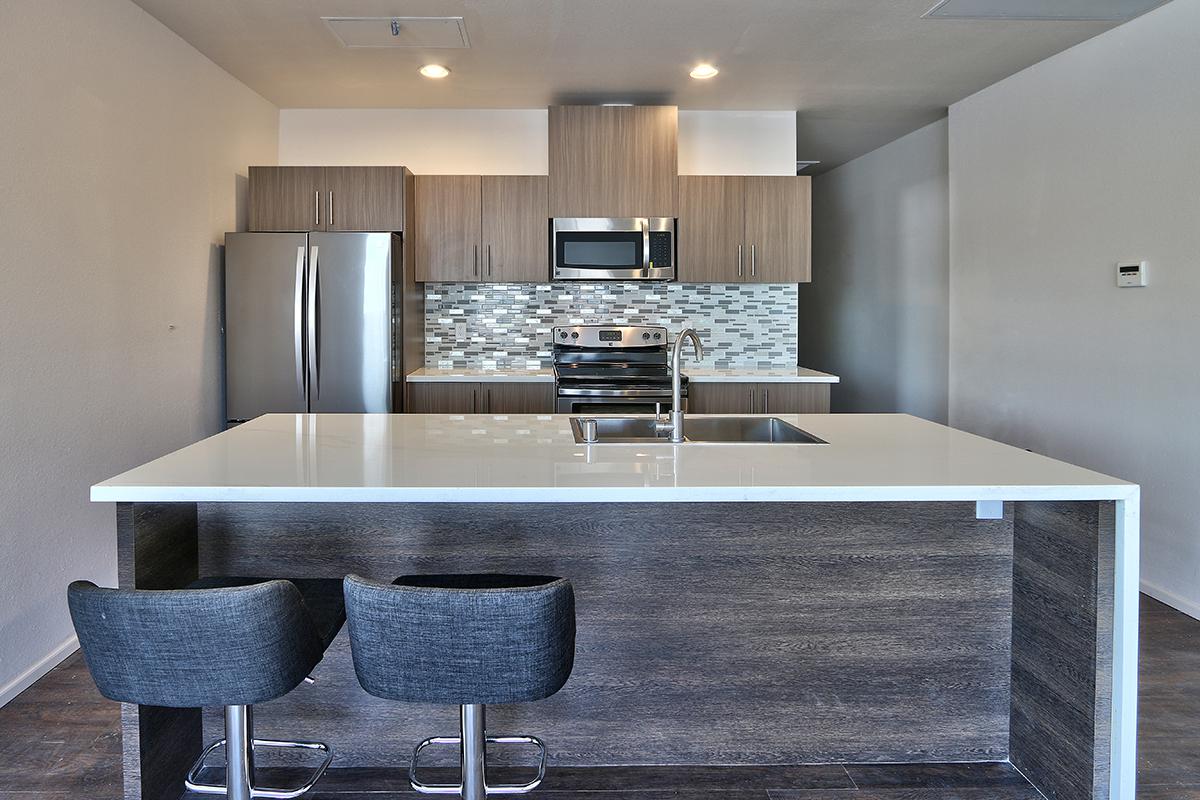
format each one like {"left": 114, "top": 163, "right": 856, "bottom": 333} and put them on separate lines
{"left": 344, "top": 573, "right": 575, "bottom": 800}
{"left": 67, "top": 576, "right": 346, "bottom": 800}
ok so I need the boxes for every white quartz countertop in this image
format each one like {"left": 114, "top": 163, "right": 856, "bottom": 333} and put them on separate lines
{"left": 92, "top": 413, "right": 1135, "bottom": 504}
{"left": 406, "top": 367, "right": 839, "bottom": 383}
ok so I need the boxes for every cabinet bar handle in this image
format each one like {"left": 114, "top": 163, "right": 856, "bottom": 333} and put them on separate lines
{"left": 487, "top": 388, "right": 492, "bottom": 412}
{"left": 314, "top": 191, "right": 320, "bottom": 227}
{"left": 763, "top": 387, "right": 769, "bottom": 413}
{"left": 738, "top": 244, "right": 743, "bottom": 277}
{"left": 751, "top": 244, "right": 757, "bottom": 277}
{"left": 487, "top": 244, "right": 492, "bottom": 277}
{"left": 748, "top": 387, "right": 754, "bottom": 411}
{"left": 328, "top": 191, "right": 334, "bottom": 227}
{"left": 472, "top": 389, "right": 477, "bottom": 414}
{"left": 473, "top": 245, "right": 479, "bottom": 277}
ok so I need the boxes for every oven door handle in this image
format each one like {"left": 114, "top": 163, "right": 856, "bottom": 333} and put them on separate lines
{"left": 556, "top": 387, "right": 678, "bottom": 398}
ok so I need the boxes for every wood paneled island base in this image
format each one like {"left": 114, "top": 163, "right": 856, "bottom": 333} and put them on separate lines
{"left": 115, "top": 498, "right": 1117, "bottom": 800}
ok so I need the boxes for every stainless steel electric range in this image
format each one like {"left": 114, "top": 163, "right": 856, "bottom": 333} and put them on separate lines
{"left": 552, "top": 324, "right": 688, "bottom": 414}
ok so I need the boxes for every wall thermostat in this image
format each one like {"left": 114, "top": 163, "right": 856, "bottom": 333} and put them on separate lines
{"left": 1117, "top": 261, "right": 1147, "bottom": 288}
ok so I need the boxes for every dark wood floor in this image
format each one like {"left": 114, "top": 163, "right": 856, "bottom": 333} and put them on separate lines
{"left": 0, "top": 594, "right": 1195, "bottom": 799}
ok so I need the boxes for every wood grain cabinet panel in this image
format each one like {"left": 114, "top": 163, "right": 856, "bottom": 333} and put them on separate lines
{"left": 688, "top": 383, "right": 758, "bottom": 414}
{"left": 406, "top": 382, "right": 481, "bottom": 414}
{"left": 415, "top": 175, "right": 483, "bottom": 282}
{"left": 549, "top": 105, "right": 677, "bottom": 217}
{"left": 744, "top": 176, "right": 811, "bottom": 283}
{"left": 248, "top": 167, "right": 324, "bottom": 232}
{"left": 760, "top": 382, "right": 830, "bottom": 414}
{"left": 677, "top": 176, "right": 746, "bottom": 282}
{"left": 481, "top": 382, "right": 555, "bottom": 414}
{"left": 325, "top": 166, "right": 406, "bottom": 232}
{"left": 482, "top": 176, "right": 549, "bottom": 282}
{"left": 688, "top": 382, "right": 830, "bottom": 413}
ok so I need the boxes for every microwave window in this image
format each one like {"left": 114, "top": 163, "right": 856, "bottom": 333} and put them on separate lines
{"left": 562, "top": 240, "right": 640, "bottom": 267}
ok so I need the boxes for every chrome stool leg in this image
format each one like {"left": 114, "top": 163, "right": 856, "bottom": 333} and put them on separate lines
{"left": 184, "top": 704, "right": 334, "bottom": 799}
{"left": 410, "top": 704, "right": 548, "bottom": 800}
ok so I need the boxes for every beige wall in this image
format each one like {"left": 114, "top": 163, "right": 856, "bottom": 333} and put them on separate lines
{"left": 949, "top": 0, "right": 1200, "bottom": 616}
{"left": 0, "top": 0, "right": 278, "bottom": 703}
{"left": 279, "top": 108, "right": 798, "bottom": 175}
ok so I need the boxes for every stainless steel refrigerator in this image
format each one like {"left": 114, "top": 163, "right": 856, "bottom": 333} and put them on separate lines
{"left": 224, "top": 232, "right": 398, "bottom": 423}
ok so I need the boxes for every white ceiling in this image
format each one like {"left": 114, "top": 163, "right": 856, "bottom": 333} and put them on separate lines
{"left": 129, "top": 0, "right": 1134, "bottom": 171}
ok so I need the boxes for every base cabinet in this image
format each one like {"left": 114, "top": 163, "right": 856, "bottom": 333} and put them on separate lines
{"left": 406, "top": 382, "right": 554, "bottom": 414}
{"left": 688, "top": 382, "right": 830, "bottom": 414}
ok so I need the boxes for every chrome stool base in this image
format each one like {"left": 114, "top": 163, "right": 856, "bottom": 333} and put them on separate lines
{"left": 410, "top": 704, "right": 547, "bottom": 800}
{"left": 184, "top": 705, "right": 333, "bottom": 800}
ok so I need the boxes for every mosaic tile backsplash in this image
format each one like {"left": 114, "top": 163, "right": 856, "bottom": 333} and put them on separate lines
{"left": 423, "top": 283, "right": 798, "bottom": 370}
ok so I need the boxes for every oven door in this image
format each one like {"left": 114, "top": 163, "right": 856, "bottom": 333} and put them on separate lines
{"left": 551, "top": 218, "right": 675, "bottom": 281}
{"left": 555, "top": 388, "right": 684, "bottom": 415}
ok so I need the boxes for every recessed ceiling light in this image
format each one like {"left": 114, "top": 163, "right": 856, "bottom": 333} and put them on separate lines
{"left": 419, "top": 64, "right": 451, "bottom": 79}
{"left": 689, "top": 63, "right": 719, "bottom": 80}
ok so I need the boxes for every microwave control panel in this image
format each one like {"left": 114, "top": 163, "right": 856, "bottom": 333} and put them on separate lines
{"left": 648, "top": 230, "right": 674, "bottom": 269}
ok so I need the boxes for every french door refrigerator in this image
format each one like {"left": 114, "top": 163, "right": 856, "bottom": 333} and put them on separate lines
{"left": 224, "top": 231, "right": 398, "bottom": 424}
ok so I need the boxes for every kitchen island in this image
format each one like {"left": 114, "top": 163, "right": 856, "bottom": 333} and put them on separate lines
{"left": 92, "top": 413, "right": 1139, "bottom": 800}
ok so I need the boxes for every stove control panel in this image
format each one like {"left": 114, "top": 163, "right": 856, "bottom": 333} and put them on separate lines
{"left": 553, "top": 325, "right": 668, "bottom": 349}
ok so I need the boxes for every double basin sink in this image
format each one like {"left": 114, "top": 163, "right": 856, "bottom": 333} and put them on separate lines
{"left": 570, "top": 416, "right": 827, "bottom": 445}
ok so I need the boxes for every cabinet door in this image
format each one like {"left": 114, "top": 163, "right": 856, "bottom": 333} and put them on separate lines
{"left": 677, "top": 176, "right": 745, "bottom": 282}
{"left": 548, "top": 106, "right": 677, "bottom": 217}
{"left": 758, "top": 383, "right": 831, "bottom": 414}
{"left": 744, "top": 176, "right": 811, "bottom": 283}
{"left": 407, "top": 382, "right": 481, "bottom": 413}
{"left": 687, "top": 383, "right": 757, "bottom": 414}
{"left": 482, "top": 176, "right": 549, "bottom": 282}
{"left": 326, "top": 167, "right": 406, "bottom": 232}
{"left": 249, "top": 167, "right": 325, "bottom": 232}
{"left": 482, "top": 382, "right": 555, "bottom": 414}
{"left": 415, "top": 175, "right": 482, "bottom": 282}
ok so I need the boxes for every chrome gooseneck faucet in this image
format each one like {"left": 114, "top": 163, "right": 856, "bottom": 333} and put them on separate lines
{"left": 657, "top": 328, "right": 704, "bottom": 443}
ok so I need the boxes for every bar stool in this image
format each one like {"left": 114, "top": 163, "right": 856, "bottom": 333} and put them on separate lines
{"left": 343, "top": 573, "right": 575, "bottom": 800}
{"left": 67, "top": 576, "right": 346, "bottom": 800}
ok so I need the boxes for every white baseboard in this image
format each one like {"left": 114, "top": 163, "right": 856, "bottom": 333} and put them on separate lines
{"left": 0, "top": 635, "right": 79, "bottom": 708}
{"left": 1141, "top": 579, "right": 1200, "bottom": 621}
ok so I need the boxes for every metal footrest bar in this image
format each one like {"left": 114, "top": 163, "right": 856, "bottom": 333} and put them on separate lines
{"left": 184, "top": 737, "right": 334, "bottom": 799}
{"left": 409, "top": 734, "right": 548, "bottom": 796}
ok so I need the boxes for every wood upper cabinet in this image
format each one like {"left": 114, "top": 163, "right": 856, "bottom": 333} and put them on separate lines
{"left": 481, "top": 176, "right": 549, "bottom": 282}
{"left": 418, "top": 175, "right": 548, "bottom": 282}
{"left": 415, "top": 175, "right": 483, "bottom": 282}
{"left": 249, "top": 167, "right": 324, "bottom": 232}
{"left": 549, "top": 105, "right": 677, "bottom": 217}
{"left": 677, "top": 175, "right": 811, "bottom": 283}
{"left": 325, "top": 167, "right": 406, "bottom": 231}
{"left": 744, "top": 176, "right": 811, "bottom": 282}
{"left": 249, "top": 166, "right": 407, "bottom": 232}
{"left": 677, "top": 176, "right": 746, "bottom": 282}
{"left": 688, "top": 382, "right": 830, "bottom": 414}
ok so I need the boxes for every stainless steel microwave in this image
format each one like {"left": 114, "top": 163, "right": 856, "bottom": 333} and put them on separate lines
{"left": 551, "top": 217, "right": 676, "bottom": 281}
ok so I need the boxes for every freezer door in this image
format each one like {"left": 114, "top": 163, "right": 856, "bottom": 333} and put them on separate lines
{"left": 224, "top": 232, "right": 309, "bottom": 421}
{"left": 307, "top": 232, "right": 395, "bottom": 413}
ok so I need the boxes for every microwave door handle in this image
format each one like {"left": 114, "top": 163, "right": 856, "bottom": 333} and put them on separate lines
{"left": 642, "top": 218, "right": 651, "bottom": 278}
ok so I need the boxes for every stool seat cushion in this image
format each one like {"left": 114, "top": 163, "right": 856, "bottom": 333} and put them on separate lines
{"left": 188, "top": 576, "right": 346, "bottom": 650}
{"left": 67, "top": 577, "right": 343, "bottom": 709}
{"left": 344, "top": 573, "right": 575, "bottom": 706}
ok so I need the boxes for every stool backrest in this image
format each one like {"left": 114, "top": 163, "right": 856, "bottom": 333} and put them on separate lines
{"left": 344, "top": 574, "right": 575, "bottom": 705}
{"left": 67, "top": 580, "right": 325, "bottom": 708}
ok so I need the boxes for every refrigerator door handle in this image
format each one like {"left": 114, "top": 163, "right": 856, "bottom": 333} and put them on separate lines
{"left": 307, "top": 245, "right": 320, "bottom": 403}
{"left": 294, "top": 245, "right": 306, "bottom": 398}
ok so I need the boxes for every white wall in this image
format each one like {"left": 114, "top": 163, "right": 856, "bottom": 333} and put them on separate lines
{"left": 799, "top": 120, "right": 949, "bottom": 421}
{"left": 279, "top": 108, "right": 797, "bottom": 175}
{"left": 0, "top": 0, "right": 278, "bottom": 704}
{"left": 949, "top": 0, "right": 1200, "bottom": 616}
{"left": 678, "top": 111, "right": 796, "bottom": 175}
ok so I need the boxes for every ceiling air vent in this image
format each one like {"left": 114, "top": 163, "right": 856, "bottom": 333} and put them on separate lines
{"left": 322, "top": 17, "right": 470, "bottom": 48}
{"left": 924, "top": 0, "right": 1169, "bottom": 20}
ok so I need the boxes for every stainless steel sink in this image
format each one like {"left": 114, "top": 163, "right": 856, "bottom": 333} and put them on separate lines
{"left": 570, "top": 416, "right": 826, "bottom": 445}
